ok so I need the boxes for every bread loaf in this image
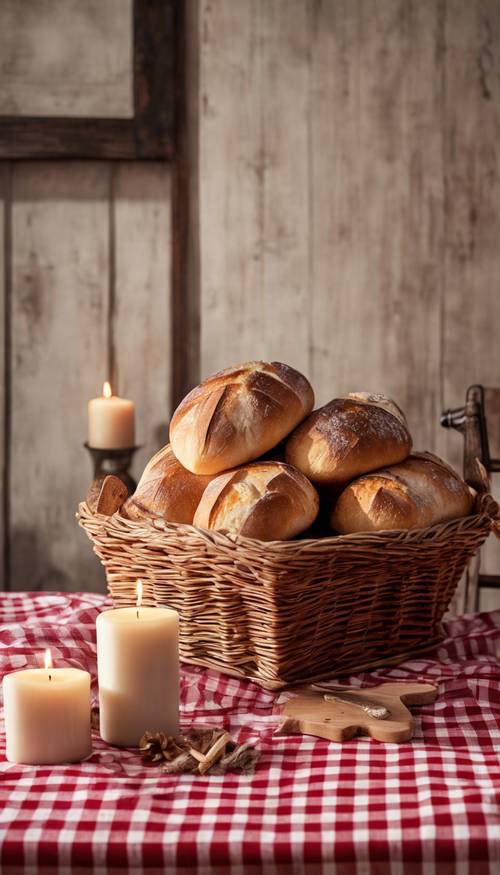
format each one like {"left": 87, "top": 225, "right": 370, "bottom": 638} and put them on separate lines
{"left": 122, "top": 444, "right": 213, "bottom": 525}
{"left": 331, "top": 452, "right": 473, "bottom": 533}
{"left": 285, "top": 395, "right": 412, "bottom": 485}
{"left": 193, "top": 461, "right": 319, "bottom": 540}
{"left": 345, "top": 392, "right": 408, "bottom": 426}
{"left": 170, "top": 361, "right": 314, "bottom": 475}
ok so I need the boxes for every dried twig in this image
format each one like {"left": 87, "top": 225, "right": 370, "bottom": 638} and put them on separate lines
{"left": 139, "top": 727, "right": 260, "bottom": 775}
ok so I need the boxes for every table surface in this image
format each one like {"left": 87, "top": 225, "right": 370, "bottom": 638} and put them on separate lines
{"left": 0, "top": 593, "right": 499, "bottom": 875}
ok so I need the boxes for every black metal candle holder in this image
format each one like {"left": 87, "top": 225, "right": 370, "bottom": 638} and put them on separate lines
{"left": 84, "top": 443, "right": 140, "bottom": 494}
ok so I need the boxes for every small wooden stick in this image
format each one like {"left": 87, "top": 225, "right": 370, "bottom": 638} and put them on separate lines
{"left": 188, "top": 747, "right": 208, "bottom": 764}
{"left": 196, "top": 732, "right": 231, "bottom": 775}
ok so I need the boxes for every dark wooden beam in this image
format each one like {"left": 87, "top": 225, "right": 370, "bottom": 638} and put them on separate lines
{"left": 0, "top": 0, "right": 176, "bottom": 161}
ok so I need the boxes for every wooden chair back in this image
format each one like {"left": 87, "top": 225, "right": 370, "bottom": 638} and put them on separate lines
{"left": 441, "top": 385, "right": 500, "bottom": 611}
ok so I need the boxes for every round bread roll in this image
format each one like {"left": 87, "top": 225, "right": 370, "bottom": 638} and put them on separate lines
{"left": 193, "top": 461, "right": 319, "bottom": 540}
{"left": 331, "top": 452, "right": 473, "bottom": 534}
{"left": 285, "top": 394, "right": 412, "bottom": 485}
{"left": 122, "top": 444, "right": 213, "bottom": 524}
{"left": 170, "top": 361, "right": 314, "bottom": 475}
{"left": 345, "top": 392, "right": 408, "bottom": 426}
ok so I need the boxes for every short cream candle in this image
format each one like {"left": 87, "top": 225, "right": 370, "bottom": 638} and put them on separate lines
{"left": 96, "top": 583, "right": 179, "bottom": 747}
{"left": 3, "top": 650, "right": 92, "bottom": 765}
{"left": 88, "top": 381, "right": 135, "bottom": 449}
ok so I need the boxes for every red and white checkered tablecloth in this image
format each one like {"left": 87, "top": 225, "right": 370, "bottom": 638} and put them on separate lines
{"left": 0, "top": 592, "right": 499, "bottom": 875}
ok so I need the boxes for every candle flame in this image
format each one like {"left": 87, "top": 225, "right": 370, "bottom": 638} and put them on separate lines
{"left": 103, "top": 381, "right": 112, "bottom": 399}
{"left": 44, "top": 649, "right": 53, "bottom": 671}
{"left": 136, "top": 579, "right": 143, "bottom": 609}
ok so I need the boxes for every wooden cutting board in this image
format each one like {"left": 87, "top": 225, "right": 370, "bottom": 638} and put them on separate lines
{"left": 276, "top": 682, "right": 438, "bottom": 743}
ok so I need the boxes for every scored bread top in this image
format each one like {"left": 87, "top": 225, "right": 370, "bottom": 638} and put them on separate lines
{"left": 285, "top": 395, "right": 412, "bottom": 485}
{"left": 193, "top": 461, "right": 319, "bottom": 540}
{"left": 346, "top": 392, "right": 408, "bottom": 426}
{"left": 170, "top": 361, "right": 314, "bottom": 475}
{"left": 331, "top": 451, "right": 473, "bottom": 533}
{"left": 122, "top": 444, "right": 213, "bottom": 525}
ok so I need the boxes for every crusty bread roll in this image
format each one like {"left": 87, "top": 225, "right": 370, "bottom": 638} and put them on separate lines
{"left": 122, "top": 444, "right": 213, "bottom": 524}
{"left": 331, "top": 452, "right": 473, "bottom": 533}
{"left": 345, "top": 392, "right": 408, "bottom": 426}
{"left": 285, "top": 394, "right": 412, "bottom": 485}
{"left": 170, "top": 361, "right": 314, "bottom": 475}
{"left": 193, "top": 461, "right": 319, "bottom": 540}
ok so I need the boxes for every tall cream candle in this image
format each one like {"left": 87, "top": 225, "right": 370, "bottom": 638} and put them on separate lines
{"left": 3, "top": 650, "right": 92, "bottom": 764}
{"left": 88, "top": 382, "right": 135, "bottom": 449}
{"left": 96, "top": 583, "right": 179, "bottom": 747}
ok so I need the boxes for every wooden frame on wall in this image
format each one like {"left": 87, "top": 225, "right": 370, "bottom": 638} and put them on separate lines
{"left": 0, "top": 0, "right": 176, "bottom": 160}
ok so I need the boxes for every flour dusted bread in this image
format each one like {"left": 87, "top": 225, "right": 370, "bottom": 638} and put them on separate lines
{"left": 285, "top": 394, "right": 412, "bottom": 485}
{"left": 193, "top": 461, "right": 319, "bottom": 540}
{"left": 170, "top": 361, "right": 314, "bottom": 475}
{"left": 345, "top": 392, "right": 408, "bottom": 426}
{"left": 331, "top": 452, "right": 473, "bottom": 533}
{"left": 123, "top": 444, "right": 213, "bottom": 524}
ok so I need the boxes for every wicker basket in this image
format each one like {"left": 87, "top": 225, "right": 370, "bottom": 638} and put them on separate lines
{"left": 78, "top": 491, "right": 499, "bottom": 690}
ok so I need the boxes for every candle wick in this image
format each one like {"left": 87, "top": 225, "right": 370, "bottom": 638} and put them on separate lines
{"left": 136, "top": 608, "right": 139, "bottom": 620}
{"left": 48, "top": 673, "right": 52, "bottom": 681}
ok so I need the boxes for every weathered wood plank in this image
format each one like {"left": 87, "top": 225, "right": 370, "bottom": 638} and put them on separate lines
{"left": 309, "top": 0, "right": 444, "bottom": 450}
{"left": 258, "top": 0, "right": 311, "bottom": 376}
{"left": 0, "top": 0, "right": 133, "bottom": 118}
{"left": 441, "top": 1, "right": 500, "bottom": 611}
{"left": 113, "top": 163, "right": 172, "bottom": 480}
{"left": 0, "top": 166, "right": 8, "bottom": 590}
{"left": 199, "top": 0, "right": 444, "bottom": 448}
{"left": 0, "top": 117, "right": 174, "bottom": 162}
{"left": 199, "top": 0, "right": 262, "bottom": 375}
{"left": 0, "top": 0, "right": 176, "bottom": 161}
{"left": 171, "top": 0, "right": 201, "bottom": 405}
{"left": 9, "top": 163, "right": 110, "bottom": 592}
{"left": 199, "top": 0, "right": 311, "bottom": 378}
{"left": 441, "top": 1, "right": 500, "bottom": 458}
{"left": 197, "top": 0, "right": 500, "bottom": 611}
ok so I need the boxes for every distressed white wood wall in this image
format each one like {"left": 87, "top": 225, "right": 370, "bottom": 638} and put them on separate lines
{"left": 0, "top": 0, "right": 133, "bottom": 118}
{"left": 199, "top": 0, "right": 500, "bottom": 446}
{"left": 198, "top": 0, "right": 500, "bottom": 610}
{"left": 1, "top": 0, "right": 500, "bottom": 610}
{"left": 0, "top": 163, "right": 171, "bottom": 592}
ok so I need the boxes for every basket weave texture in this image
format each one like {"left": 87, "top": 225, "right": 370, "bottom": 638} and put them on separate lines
{"left": 78, "top": 492, "right": 499, "bottom": 690}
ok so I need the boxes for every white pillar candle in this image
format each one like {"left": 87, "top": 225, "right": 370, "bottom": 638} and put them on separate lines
{"left": 88, "top": 381, "right": 135, "bottom": 449}
{"left": 3, "top": 650, "right": 91, "bottom": 765}
{"left": 96, "top": 585, "right": 179, "bottom": 747}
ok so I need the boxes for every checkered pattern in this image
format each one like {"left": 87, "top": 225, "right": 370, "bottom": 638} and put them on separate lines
{"left": 0, "top": 592, "right": 499, "bottom": 874}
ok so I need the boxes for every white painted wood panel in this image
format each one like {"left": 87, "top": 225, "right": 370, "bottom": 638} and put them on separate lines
{"left": 200, "top": 0, "right": 312, "bottom": 378}
{"left": 1, "top": 0, "right": 499, "bottom": 613}
{"left": 441, "top": 1, "right": 500, "bottom": 611}
{"left": 199, "top": 0, "right": 264, "bottom": 374}
{"left": 200, "top": 0, "right": 444, "bottom": 446}
{"left": 6, "top": 161, "right": 174, "bottom": 592}
{"left": 198, "top": 0, "right": 500, "bottom": 610}
{"left": 441, "top": 0, "right": 500, "bottom": 464}
{"left": 113, "top": 163, "right": 172, "bottom": 480}
{"left": 9, "top": 163, "right": 110, "bottom": 592}
{"left": 0, "top": 166, "right": 8, "bottom": 591}
{"left": 0, "top": 0, "right": 133, "bottom": 118}
{"left": 258, "top": 0, "right": 311, "bottom": 376}
{"left": 309, "top": 0, "right": 444, "bottom": 454}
